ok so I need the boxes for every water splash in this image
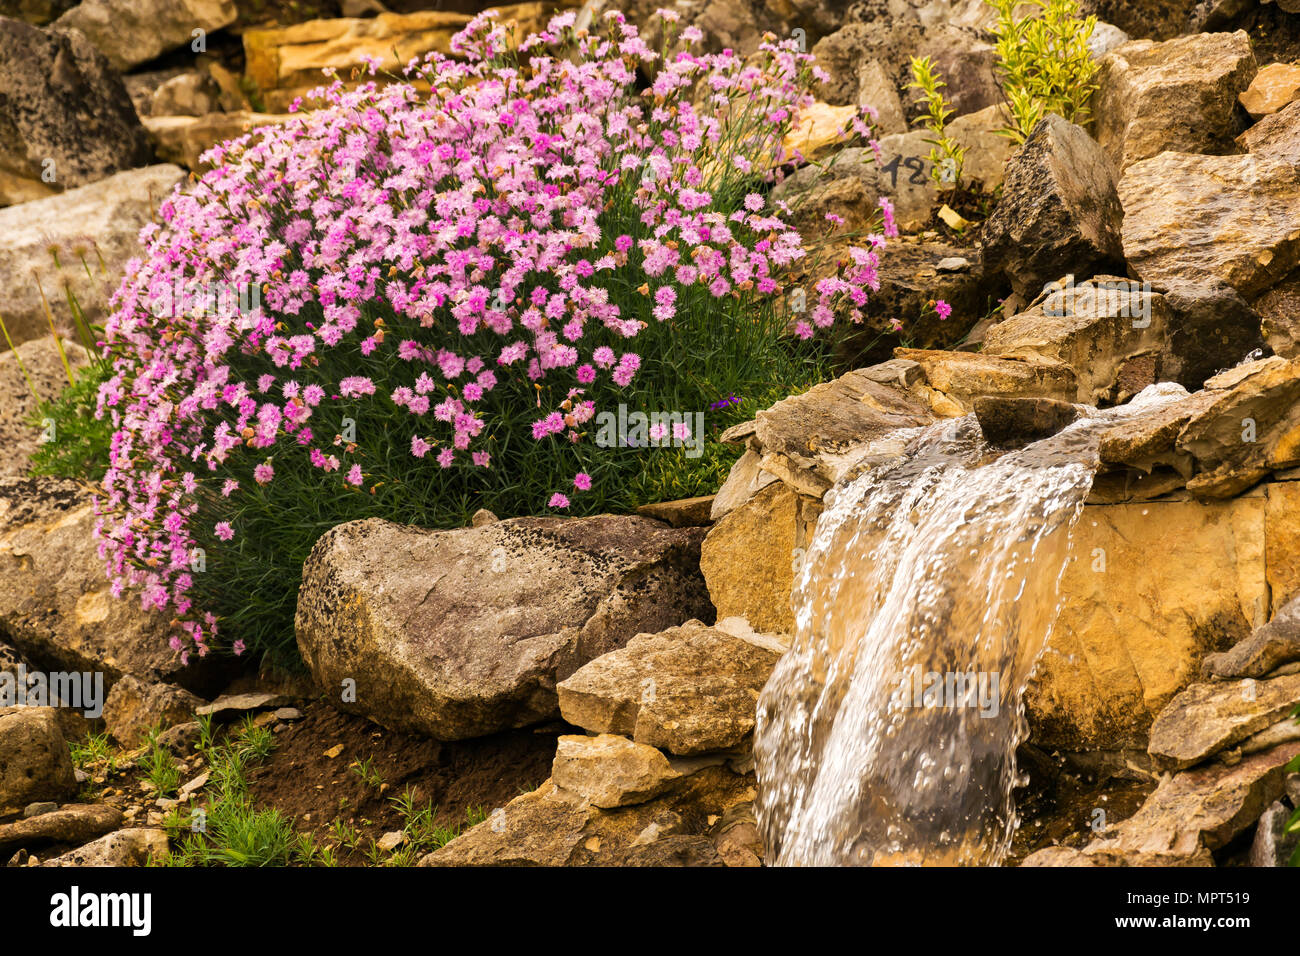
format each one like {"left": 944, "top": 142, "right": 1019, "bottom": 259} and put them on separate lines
{"left": 754, "top": 385, "right": 1187, "bottom": 866}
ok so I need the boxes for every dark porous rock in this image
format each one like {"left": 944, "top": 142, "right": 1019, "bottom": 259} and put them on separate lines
{"left": 42, "top": 827, "right": 169, "bottom": 866}
{"left": 1094, "top": 30, "right": 1257, "bottom": 172}
{"left": 982, "top": 114, "right": 1126, "bottom": 302}
{"left": 0, "top": 803, "right": 122, "bottom": 855}
{"left": 296, "top": 515, "right": 714, "bottom": 740}
{"left": 0, "top": 18, "right": 153, "bottom": 205}
{"left": 103, "top": 677, "right": 204, "bottom": 748}
{"left": 974, "top": 396, "right": 1080, "bottom": 446}
{"left": 0, "top": 707, "right": 76, "bottom": 807}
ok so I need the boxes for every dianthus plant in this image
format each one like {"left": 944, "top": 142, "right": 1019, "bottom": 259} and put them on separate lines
{"left": 95, "top": 8, "right": 896, "bottom": 664}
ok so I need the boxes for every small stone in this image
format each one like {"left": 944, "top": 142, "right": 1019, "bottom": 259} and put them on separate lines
{"left": 1240, "top": 62, "right": 1300, "bottom": 119}
{"left": 323, "top": 744, "right": 344, "bottom": 759}
{"left": 22, "top": 802, "right": 57, "bottom": 818}
{"left": 195, "top": 692, "right": 296, "bottom": 718}
{"left": 274, "top": 707, "right": 303, "bottom": 721}
{"left": 376, "top": 830, "right": 404, "bottom": 852}
{"left": 935, "top": 257, "right": 971, "bottom": 272}
{"left": 470, "top": 508, "right": 498, "bottom": 527}
{"left": 178, "top": 771, "right": 209, "bottom": 798}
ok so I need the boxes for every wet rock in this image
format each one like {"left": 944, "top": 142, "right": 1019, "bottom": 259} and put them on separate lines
{"left": 982, "top": 275, "right": 1169, "bottom": 405}
{"left": 1176, "top": 357, "right": 1300, "bottom": 498}
{"left": 296, "top": 515, "right": 713, "bottom": 740}
{"left": 0, "top": 165, "right": 187, "bottom": 346}
{"left": 1094, "top": 31, "right": 1257, "bottom": 171}
{"left": 551, "top": 734, "right": 681, "bottom": 808}
{"left": 635, "top": 496, "right": 715, "bottom": 527}
{"left": 0, "top": 18, "right": 154, "bottom": 206}
{"left": 1240, "top": 61, "right": 1300, "bottom": 118}
{"left": 1025, "top": 741, "right": 1300, "bottom": 865}
{"left": 1119, "top": 151, "right": 1300, "bottom": 299}
{"left": 974, "top": 397, "right": 1080, "bottom": 446}
{"left": 557, "top": 619, "right": 785, "bottom": 755}
{"left": 0, "top": 338, "right": 88, "bottom": 476}
{"left": 143, "top": 112, "right": 295, "bottom": 172}
{"left": 0, "top": 803, "right": 122, "bottom": 854}
{"left": 982, "top": 115, "right": 1125, "bottom": 302}
{"left": 0, "top": 478, "right": 217, "bottom": 691}
{"left": 0, "top": 707, "right": 76, "bottom": 807}
{"left": 1248, "top": 799, "right": 1299, "bottom": 866}
{"left": 103, "top": 677, "right": 204, "bottom": 748}
{"left": 1147, "top": 672, "right": 1300, "bottom": 769}
{"left": 1203, "top": 592, "right": 1300, "bottom": 678}
{"left": 41, "top": 827, "right": 169, "bottom": 866}
{"left": 54, "top": 0, "right": 236, "bottom": 72}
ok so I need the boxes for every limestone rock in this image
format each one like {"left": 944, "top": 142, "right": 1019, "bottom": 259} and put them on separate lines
{"left": 634, "top": 496, "right": 714, "bottom": 527}
{"left": 1119, "top": 151, "right": 1300, "bottom": 299}
{"left": 1026, "top": 487, "right": 1285, "bottom": 751}
{"left": 149, "top": 72, "right": 223, "bottom": 117}
{"left": 42, "top": 827, "right": 169, "bottom": 866}
{"left": 1147, "top": 672, "right": 1300, "bottom": 769}
{"left": 551, "top": 734, "right": 681, "bottom": 808}
{"left": 1203, "top": 592, "right": 1300, "bottom": 678}
{"left": 103, "top": 677, "right": 204, "bottom": 748}
{"left": 1025, "top": 741, "right": 1300, "bottom": 865}
{"left": 0, "top": 338, "right": 88, "bottom": 476}
{"left": 0, "top": 0, "right": 75, "bottom": 25}
{"left": 1176, "top": 357, "right": 1300, "bottom": 498}
{"left": 1240, "top": 61, "right": 1300, "bottom": 118}
{"left": 982, "top": 275, "right": 1169, "bottom": 405}
{"left": 0, "top": 707, "right": 76, "bottom": 807}
{"left": 0, "top": 165, "right": 187, "bottom": 347}
{"left": 0, "top": 18, "right": 154, "bottom": 206}
{"left": 557, "top": 619, "right": 785, "bottom": 755}
{"left": 982, "top": 115, "right": 1126, "bottom": 302}
{"left": 0, "top": 802, "right": 122, "bottom": 854}
{"left": 709, "top": 448, "right": 778, "bottom": 521}
{"left": 974, "top": 396, "right": 1080, "bottom": 446}
{"left": 193, "top": 692, "right": 295, "bottom": 718}
{"left": 295, "top": 515, "right": 713, "bottom": 740}
{"left": 700, "top": 484, "right": 799, "bottom": 632}
{"left": 1095, "top": 31, "right": 1257, "bottom": 171}
{"left": 1236, "top": 97, "right": 1300, "bottom": 163}
{"left": 0, "top": 477, "right": 216, "bottom": 690}
{"left": 1154, "top": 278, "right": 1263, "bottom": 388}
{"left": 418, "top": 766, "right": 754, "bottom": 866}
{"left": 143, "top": 112, "right": 296, "bottom": 173}
{"left": 1256, "top": 269, "right": 1300, "bottom": 359}
{"left": 54, "top": 0, "right": 237, "bottom": 72}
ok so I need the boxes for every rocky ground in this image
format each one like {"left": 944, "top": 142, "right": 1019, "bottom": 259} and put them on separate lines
{"left": 2, "top": 0, "right": 1300, "bottom": 868}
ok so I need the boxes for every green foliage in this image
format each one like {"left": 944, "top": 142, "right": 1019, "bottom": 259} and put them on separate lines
{"left": 986, "top": 0, "right": 1099, "bottom": 143}
{"left": 138, "top": 729, "right": 182, "bottom": 798}
{"left": 907, "top": 55, "right": 966, "bottom": 188}
{"left": 69, "top": 732, "right": 118, "bottom": 773}
{"left": 27, "top": 360, "right": 115, "bottom": 483}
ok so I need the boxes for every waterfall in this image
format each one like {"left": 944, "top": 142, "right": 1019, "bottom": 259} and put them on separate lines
{"left": 753, "top": 384, "right": 1188, "bottom": 866}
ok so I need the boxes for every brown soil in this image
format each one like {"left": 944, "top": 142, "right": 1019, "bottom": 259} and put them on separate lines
{"left": 245, "top": 700, "right": 559, "bottom": 862}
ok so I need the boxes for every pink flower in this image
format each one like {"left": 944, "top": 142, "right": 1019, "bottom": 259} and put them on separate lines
{"left": 411, "top": 436, "right": 432, "bottom": 458}
{"left": 254, "top": 462, "right": 274, "bottom": 484}
{"left": 935, "top": 299, "right": 952, "bottom": 320}
{"left": 346, "top": 464, "right": 363, "bottom": 486}
{"left": 548, "top": 493, "right": 570, "bottom": 508}
{"left": 214, "top": 522, "right": 234, "bottom": 541}
{"left": 573, "top": 471, "right": 592, "bottom": 491}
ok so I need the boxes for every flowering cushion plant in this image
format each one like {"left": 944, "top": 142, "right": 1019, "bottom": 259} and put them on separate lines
{"left": 95, "top": 8, "right": 902, "bottom": 664}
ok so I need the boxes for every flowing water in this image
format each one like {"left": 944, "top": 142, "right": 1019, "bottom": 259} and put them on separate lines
{"left": 753, "top": 384, "right": 1188, "bottom": 866}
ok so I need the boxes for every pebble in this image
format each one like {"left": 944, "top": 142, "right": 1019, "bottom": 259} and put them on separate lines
{"left": 936, "top": 256, "right": 972, "bottom": 272}
{"left": 22, "top": 802, "right": 57, "bottom": 819}
{"left": 274, "top": 707, "right": 303, "bottom": 721}
{"left": 324, "top": 744, "right": 344, "bottom": 759}
{"left": 376, "top": 831, "right": 404, "bottom": 852}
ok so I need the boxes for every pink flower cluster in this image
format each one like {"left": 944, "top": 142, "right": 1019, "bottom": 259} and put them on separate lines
{"left": 93, "top": 10, "right": 889, "bottom": 659}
